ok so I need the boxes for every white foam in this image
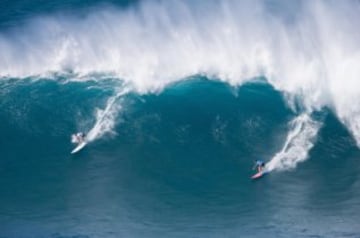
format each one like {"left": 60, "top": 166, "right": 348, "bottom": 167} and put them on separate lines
{"left": 266, "top": 114, "right": 321, "bottom": 171}
{"left": 1, "top": 0, "right": 360, "bottom": 146}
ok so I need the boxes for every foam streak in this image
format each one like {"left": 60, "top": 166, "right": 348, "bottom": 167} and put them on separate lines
{"left": 85, "top": 87, "right": 130, "bottom": 143}
{"left": 266, "top": 114, "right": 321, "bottom": 171}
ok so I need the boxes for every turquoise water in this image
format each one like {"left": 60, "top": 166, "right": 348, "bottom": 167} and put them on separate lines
{"left": 1, "top": 78, "right": 360, "bottom": 237}
{"left": 1, "top": 1, "right": 360, "bottom": 237}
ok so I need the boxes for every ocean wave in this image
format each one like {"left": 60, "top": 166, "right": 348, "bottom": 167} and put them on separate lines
{"left": 0, "top": 0, "right": 360, "bottom": 165}
{"left": 1, "top": 77, "right": 349, "bottom": 171}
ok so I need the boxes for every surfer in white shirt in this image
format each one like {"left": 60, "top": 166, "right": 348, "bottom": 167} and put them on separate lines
{"left": 72, "top": 132, "right": 85, "bottom": 144}
{"left": 253, "top": 160, "right": 266, "bottom": 173}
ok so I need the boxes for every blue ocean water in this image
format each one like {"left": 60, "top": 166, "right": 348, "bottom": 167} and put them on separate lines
{"left": 1, "top": 1, "right": 360, "bottom": 237}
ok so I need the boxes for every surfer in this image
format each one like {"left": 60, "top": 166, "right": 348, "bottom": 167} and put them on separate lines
{"left": 253, "top": 160, "right": 266, "bottom": 173}
{"left": 70, "top": 132, "right": 88, "bottom": 154}
{"left": 71, "top": 132, "right": 85, "bottom": 144}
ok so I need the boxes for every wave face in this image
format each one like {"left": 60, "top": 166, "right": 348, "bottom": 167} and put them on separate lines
{"left": 1, "top": 0, "right": 360, "bottom": 237}
{"left": 1, "top": 77, "right": 360, "bottom": 237}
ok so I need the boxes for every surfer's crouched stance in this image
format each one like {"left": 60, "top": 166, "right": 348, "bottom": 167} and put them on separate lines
{"left": 253, "top": 160, "right": 266, "bottom": 173}
{"left": 71, "top": 132, "right": 85, "bottom": 144}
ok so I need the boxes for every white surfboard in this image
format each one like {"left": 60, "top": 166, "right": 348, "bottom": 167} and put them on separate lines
{"left": 71, "top": 141, "right": 87, "bottom": 154}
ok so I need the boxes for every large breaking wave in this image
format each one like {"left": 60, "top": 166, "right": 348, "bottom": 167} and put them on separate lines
{"left": 1, "top": 0, "right": 360, "bottom": 171}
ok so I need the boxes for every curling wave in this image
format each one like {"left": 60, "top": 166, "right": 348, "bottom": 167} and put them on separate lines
{"left": 1, "top": 0, "right": 360, "bottom": 169}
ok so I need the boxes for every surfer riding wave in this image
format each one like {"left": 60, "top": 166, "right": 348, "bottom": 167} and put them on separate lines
{"left": 253, "top": 160, "right": 266, "bottom": 173}
{"left": 71, "top": 132, "right": 86, "bottom": 144}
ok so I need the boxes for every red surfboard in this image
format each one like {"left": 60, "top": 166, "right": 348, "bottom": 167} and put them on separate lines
{"left": 251, "top": 170, "right": 268, "bottom": 180}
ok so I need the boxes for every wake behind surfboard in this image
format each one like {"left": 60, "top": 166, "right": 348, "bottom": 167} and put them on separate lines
{"left": 70, "top": 88, "right": 130, "bottom": 155}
